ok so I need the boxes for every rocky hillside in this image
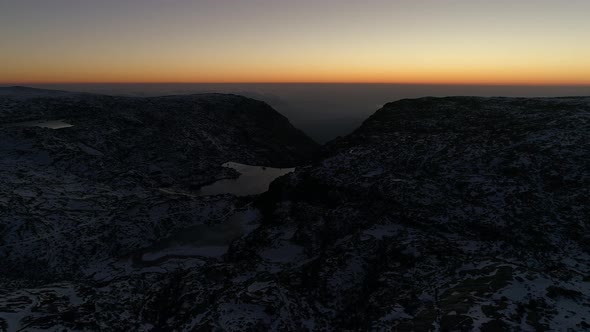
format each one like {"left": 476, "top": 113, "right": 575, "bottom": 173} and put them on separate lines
{"left": 0, "top": 87, "right": 316, "bottom": 283}
{"left": 234, "top": 97, "right": 590, "bottom": 331}
{"left": 169, "top": 97, "right": 588, "bottom": 331}
{"left": 1, "top": 95, "right": 589, "bottom": 331}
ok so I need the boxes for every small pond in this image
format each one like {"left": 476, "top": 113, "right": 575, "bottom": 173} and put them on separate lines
{"left": 135, "top": 161, "right": 296, "bottom": 264}
{"left": 198, "top": 161, "right": 295, "bottom": 196}
{"left": 138, "top": 208, "right": 260, "bottom": 263}
{"left": 2, "top": 119, "right": 74, "bottom": 129}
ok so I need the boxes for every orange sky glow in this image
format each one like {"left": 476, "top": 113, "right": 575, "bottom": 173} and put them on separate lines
{"left": 2, "top": 0, "right": 590, "bottom": 85}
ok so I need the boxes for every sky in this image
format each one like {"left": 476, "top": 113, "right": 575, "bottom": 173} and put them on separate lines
{"left": 1, "top": 0, "right": 590, "bottom": 85}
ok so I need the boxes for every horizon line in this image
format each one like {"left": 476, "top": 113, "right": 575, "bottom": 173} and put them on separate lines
{"left": 2, "top": 81, "right": 590, "bottom": 87}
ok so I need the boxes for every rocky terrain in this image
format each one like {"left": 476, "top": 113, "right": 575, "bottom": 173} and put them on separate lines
{"left": 0, "top": 87, "right": 316, "bottom": 331}
{"left": 1, "top": 92, "right": 589, "bottom": 331}
{"left": 242, "top": 97, "right": 590, "bottom": 331}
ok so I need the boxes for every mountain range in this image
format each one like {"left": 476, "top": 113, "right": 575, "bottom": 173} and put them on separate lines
{"left": 0, "top": 88, "right": 588, "bottom": 331}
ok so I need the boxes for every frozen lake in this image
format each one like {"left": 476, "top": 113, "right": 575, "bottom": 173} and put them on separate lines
{"left": 138, "top": 208, "right": 261, "bottom": 263}
{"left": 198, "top": 162, "right": 295, "bottom": 196}
{"left": 2, "top": 119, "right": 73, "bottom": 129}
{"left": 140, "top": 162, "right": 295, "bottom": 263}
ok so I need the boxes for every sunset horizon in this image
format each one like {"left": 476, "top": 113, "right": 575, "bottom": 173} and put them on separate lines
{"left": 4, "top": 80, "right": 590, "bottom": 86}
{"left": 3, "top": 0, "right": 590, "bottom": 86}
{"left": 1, "top": 1, "right": 589, "bottom": 330}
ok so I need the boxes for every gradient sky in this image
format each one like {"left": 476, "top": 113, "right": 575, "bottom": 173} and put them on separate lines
{"left": 1, "top": 0, "right": 590, "bottom": 84}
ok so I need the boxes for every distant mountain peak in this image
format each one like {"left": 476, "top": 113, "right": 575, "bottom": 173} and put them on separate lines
{"left": 0, "top": 85, "right": 86, "bottom": 97}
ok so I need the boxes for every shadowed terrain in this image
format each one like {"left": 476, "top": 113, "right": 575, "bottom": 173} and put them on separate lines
{"left": 0, "top": 92, "right": 589, "bottom": 331}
